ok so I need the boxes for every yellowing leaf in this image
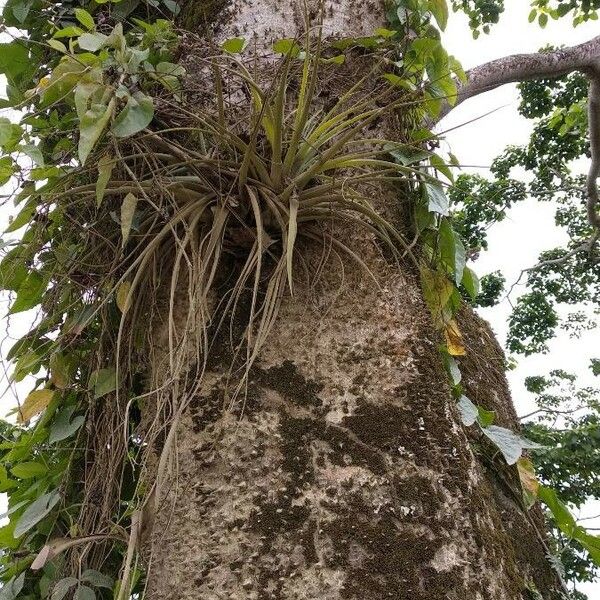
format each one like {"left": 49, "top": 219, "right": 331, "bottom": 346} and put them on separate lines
{"left": 116, "top": 281, "right": 131, "bottom": 313}
{"left": 444, "top": 319, "right": 466, "bottom": 356}
{"left": 18, "top": 389, "right": 55, "bottom": 423}
{"left": 517, "top": 457, "right": 540, "bottom": 508}
{"left": 420, "top": 265, "right": 454, "bottom": 328}
{"left": 121, "top": 193, "right": 137, "bottom": 247}
{"left": 49, "top": 353, "right": 70, "bottom": 389}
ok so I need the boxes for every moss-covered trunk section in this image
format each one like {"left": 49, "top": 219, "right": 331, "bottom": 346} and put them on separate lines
{"left": 142, "top": 1, "right": 562, "bottom": 598}
{"left": 143, "top": 238, "right": 558, "bottom": 600}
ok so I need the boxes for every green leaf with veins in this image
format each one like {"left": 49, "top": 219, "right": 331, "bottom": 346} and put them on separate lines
{"left": 14, "top": 491, "right": 60, "bottom": 538}
{"left": 78, "top": 97, "right": 116, "bottom": 165}
{"left": 49, "top": 407, "right": 85, "bottom": 444}
{"left": 482, "top": 425, "right": 542, "bottom": 465}
{"left": 111, "top": 92, "right": 154, "bottom": 138}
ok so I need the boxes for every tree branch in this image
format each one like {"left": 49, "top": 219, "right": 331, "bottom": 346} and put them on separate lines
{"left": 440, "top": 36, "right": 600, "bottom": 230}
{"left": 443, "top": 36, "right": 600, "bottom": 114}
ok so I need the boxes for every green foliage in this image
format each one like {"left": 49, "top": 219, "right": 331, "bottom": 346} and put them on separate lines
{"left": 0, "top": 0, "right": 476, "bottom": 593}
{"left": 451, "top": 0, "right": 504, "bottom": 35}
{"left": 456, "top": 68, "right": 599, "bottom": 356}
{"left": 0, "top": 0, "right": 598, "bottom": 597}
{"left": 470, "top": 270, "right": 505, "bottom": 307}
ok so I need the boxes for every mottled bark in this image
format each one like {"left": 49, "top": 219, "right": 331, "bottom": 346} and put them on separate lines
{"left": 142, "top": 1, "right": 564, "bottom": 598}
{"left": 145, "top": 236, "right": 560, "bottom": 599}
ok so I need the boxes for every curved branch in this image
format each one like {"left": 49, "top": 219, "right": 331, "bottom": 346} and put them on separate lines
{"left": 586, "top": 70, "right": 600, "bottom": 229}
{"left": 442, "top": 36, "right": 600, "bottom": 114}
{"left": 440, "top": 36, "right": 600, "bottom": 230}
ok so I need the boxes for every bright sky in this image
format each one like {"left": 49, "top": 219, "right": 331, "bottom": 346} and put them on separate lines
{"left": 0, "top": 0, "right": 599, "bottom": 596}
{"left": 442, "top": 4, "right": 600, "bottom": 596}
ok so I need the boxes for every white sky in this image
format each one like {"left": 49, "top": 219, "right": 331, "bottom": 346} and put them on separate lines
{"left": 0, "top": 0, "right": 599, "bottom": 595}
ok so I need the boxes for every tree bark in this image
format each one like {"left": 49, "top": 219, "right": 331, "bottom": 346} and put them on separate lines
{"left": 142, "top": 1, "right": 565, "bottom": 598}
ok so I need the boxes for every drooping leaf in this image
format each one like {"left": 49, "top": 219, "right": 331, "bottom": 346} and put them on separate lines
{"left": 14, "top": 491, "right": 61, "bottom": 538}
{"left": 17, "top": 389, "right": 55, "bottom": 423}
{"left": 74, "top": 8, "right": 95, "bottom": 31}
{"left": 443, "top": 354, "right": 462, "bottom": 386}
{"left": 53, "top": 26, "right": 85, "bottom": 40}
{"left": 0, "top": 41, "right": 30, "bottom": 89}
{"left": 81, "top": 570, "right": 113, "bottom": 589}
{"left": 444, "top": 318, "right": 466, "bottom": 356}
{"left": 420, "top": 266, "right": 454, "bottom": 329}
{"left": 517, "top": 457, "right": 539, "bottom": 508}
{"left": 120, "top": 193, "right": 138, "bottom": 247}
{"left": 430, "top": 152, "right": 454, "bottom": 183}
{"left": 428, "top": 0, "right": 449, "bottom": 30}
{"left": 482, "top": 425, "right": 542, "bottom": 465}
{"left": 0, "top": 118, "right": 22, "bottom": 149}
{"left": 538, "top": 486, "right": 577, "bottom": 537}
{"left": 0, "top": 573, "right": 25, "bottom": 600}
{"left": 41, "top": 56, "right": 90, "bottom": 107}
{"left": 111, "top": 92, "right": 154, "bottom": 138}
{"left": 49, "top": 406, "right": 85, "bottom": 444}
{"left": 116, "top": 281, "right": 132, "bottom": 313}
{"left": 9, "top": 270, "right": 46, "bottom": 314}
{"left": 96, "top": 155, "right": 114, "bottom": 207}
{"left": 4, "top": 196, "right": 37, "bottom": 233}
{"left": 50, "top": 577, "right": 78, "bottom": 600}
{"left": 424, "top": 181, "right": 449, "bottom": 216}
{"left": 461, "top": 266, "right": 480, "bottom": 300}
{"left": 476, "top": 405, "right": 496, "bottom": 428}
{"left": 90, "top": 367, "right": 117, "bottom": 399}
{"left": 11, "top": 461, "right": 47, "bottom": 479}
{"left": 272, "top": 38, "right": 301, "bottom": 57}
{"left": 74, "top": 585, "right": 95, "bottom": 600}
{"left": 78, "top": 96, "right": 115, "bottom": 165}
{"left": 439, "top": 218, "right": 466, "bottom": 284}
{"left": 47, "top": 39, "right": 68, "bottom": 53}
{"left": 457, "top": 395, "right": 478, "bottom": 426}
{"left": 0, "top": 156, "right": 16, "bottom": 186}
{"left": 50, "top": 353, "right": 71, "bottom": 389}
{"left": 78, "top": 32, "right": 108, "bottom": 52}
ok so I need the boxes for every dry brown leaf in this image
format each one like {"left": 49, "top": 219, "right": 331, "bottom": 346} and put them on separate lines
{"left": 517, "top": 457, "right": 540, "bottom": 497}
{"left": 444, "top": 318, "right": 466, "bottom": 356}
{"left": 116, "top": 281, "right": 132, "bottom": 313}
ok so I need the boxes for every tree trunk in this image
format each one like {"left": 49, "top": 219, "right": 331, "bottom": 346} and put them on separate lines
{"left": 142, "top": 1, "right": 563, "bottom": 598}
